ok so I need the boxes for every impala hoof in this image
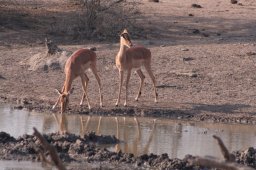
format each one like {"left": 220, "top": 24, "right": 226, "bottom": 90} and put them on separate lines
{"left": 124, "top": 103, "right": 127, "bottom": 107}
{"left": 135, "top": 98, "right": 138, "bottom": 101}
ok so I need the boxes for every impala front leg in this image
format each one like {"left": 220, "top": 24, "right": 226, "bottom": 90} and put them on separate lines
{"left": 52, "top": 86, "right": 65, "bottom": 110}
{"left": 52, "top": 96, "right": 60, "bottom": 110}
{"left": 116, "top": 70, "right": 124, "bottom": 106}
{"left": 80, "top": 93, "right": 85, "bottom": 106}
{"left": 124, "top": 70, "right": 131, "bottom": 106}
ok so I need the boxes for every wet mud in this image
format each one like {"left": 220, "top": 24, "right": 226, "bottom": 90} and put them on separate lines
{"left": 0, "top": 131, "right": 255, "bottom": 169}
{"left": 2, "top": 95, "right": 256, "bottom": 126}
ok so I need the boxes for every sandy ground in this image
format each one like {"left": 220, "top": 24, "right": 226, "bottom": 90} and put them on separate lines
{"left": 1, "top": 0, "right": 256, "bottom": 123}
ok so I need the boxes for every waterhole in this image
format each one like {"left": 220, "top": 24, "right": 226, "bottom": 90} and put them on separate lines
{"left": 0, "top": 105, "right": 256, "bottom": 169}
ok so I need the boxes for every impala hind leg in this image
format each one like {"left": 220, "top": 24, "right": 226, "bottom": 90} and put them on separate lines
{"left": 80, "top": 73, "right": 91, "bottom": 109}
{"left": 144, "top": 65, "right": 158, "bottom": 103}
{"left": 135, "top": 69, "right": 145, "bottom": 101}
{"left": 90, "top": 66, "right": 103, "bottom": 107}
{"left": 124, "top": 70, "right": 131, "bottom": 106}
{"left": 116, "top": 70, "right": 124, "bottom": 106}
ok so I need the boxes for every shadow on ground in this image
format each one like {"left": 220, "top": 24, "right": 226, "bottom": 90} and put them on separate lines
{"left": 189, "top": 103, "right": 253, "bottom": 114}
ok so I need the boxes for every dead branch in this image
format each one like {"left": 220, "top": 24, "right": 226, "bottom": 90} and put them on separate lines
{"left": 190, "top": 157, "right": 254, "bottom": 170}
{"left": 189, "top": 135, "right": 254, "bottom": 170}
{"left": 33, "top": 127, "right": 66, "bottom": 170}
{"left": 45, "top": 38, "right": 62, "bottom": 55}
{"left": 38, "top": 149, "right": 53, "bottom": 166}
{"left": 98, "top": 0, "right": 125, "bottom": 12}
{"left": 213, "top": 135, "right": 235, "bottom": 162}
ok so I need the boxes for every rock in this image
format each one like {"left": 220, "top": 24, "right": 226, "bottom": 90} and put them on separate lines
{"left": 202, "top": 33, "right": 209, "bottom": 37}
{"left": 0, "top": 132, "right": 16, "bottom": 143}
{"left": 181, "top": 48, "right": 189, "bottom": 51}
{"left": 183, "top": 57, "right": 194, "bottom": 61}
{"left": 148, "top": 0, "right": 159, "bottom": 2}
{"left": 231, "top": 0, "right": 238, "bottom": 4}
{"left": 191, "top": 4, "right": 202, "bottom": 8}
{"left": 192, "top": 29, "right": 200, "bottom": 34}
{"left": 89, "top": 47, "right": 97, "bottom": 51}
{"left": 246, "top": 52, "right": 256, "bottom": 56}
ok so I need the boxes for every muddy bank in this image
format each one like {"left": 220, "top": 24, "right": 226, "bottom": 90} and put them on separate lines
{"left": 0, "top": 131, "right": 119, "bottom": 162}
{"left": 1, "top": 95, "right": 256, "bottom": 126}
{"left": 0, "top": 131, "right": 255, "bottom": 169}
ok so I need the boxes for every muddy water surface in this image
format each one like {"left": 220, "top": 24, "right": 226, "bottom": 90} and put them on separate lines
{"left": 0, "top": 105, "right": 256, "bottom": 169}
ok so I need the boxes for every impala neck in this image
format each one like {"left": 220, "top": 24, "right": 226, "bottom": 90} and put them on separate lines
{"left": 117, "top": 40, "right": 128, "bottom": 59}
{"left": 63, "top": 72, "right": 72, "bottom": 94}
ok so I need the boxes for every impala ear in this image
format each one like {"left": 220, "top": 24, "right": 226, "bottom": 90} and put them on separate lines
{"left": 120, "top": 29, "right": 128, "bottom": 36}
{"left": 55, "top": 89, "right": 62, "bottom": 95}
{"left": 123, "top": 29, "right": 128, "bottom": 34}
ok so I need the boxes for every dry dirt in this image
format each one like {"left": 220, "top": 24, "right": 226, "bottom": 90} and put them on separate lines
{"left": 1, "top": 0, "right": 256, "bottom": 124}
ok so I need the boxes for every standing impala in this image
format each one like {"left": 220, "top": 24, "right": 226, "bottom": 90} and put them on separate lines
{"left": 115, "top": 29, "right": 158, "bottom": 106}
{"left": 52, "top": 48, "right": 103, "bottom": 113}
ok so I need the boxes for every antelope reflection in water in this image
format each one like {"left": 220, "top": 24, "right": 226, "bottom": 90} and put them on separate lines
{"left": 80, "top": 115, "right": 102, "bottom": 136}
{"left": 52, "top": 113, "right": 68, "bottom": 135}
{"left": 57, "top": 115, "right": 157, "bottom": 156}
{"left": 95, "top": 116, "right": 156, "bottom": 156}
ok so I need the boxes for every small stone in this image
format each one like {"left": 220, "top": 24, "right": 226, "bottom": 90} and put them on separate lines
{"left": 246, "top": 52, "right": 256, "bottom": 56}
{"left": 183, "top": 57, "right": 194, "bottom": 61}
{"left": 181, "top": 48, "right": 189, "bottom": 51}
{"left": 89, "top": 47, "right": 97, "bottom": 51}
{"left": 241, "top": 119, "right": 248, "bottom": 124}
{"left": 192, "top": 29, "right": 200, "bottom": 34}
{"left": 76, "top": 139, "right": 82, "bottom": 145}
{"left": 202, "top": 33, "right": 209, "bottom": 37}
{"left": 14, "top": 105, "right": 23, "bottom": 110}
{"left": 148, "top": 0, "right": 159, "bottom": 2}
{"left": 231, "top": 0, "right": 238, "bottom": 4}
{"left": 191, "top": 4, "right": 202, "bottom": 8}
